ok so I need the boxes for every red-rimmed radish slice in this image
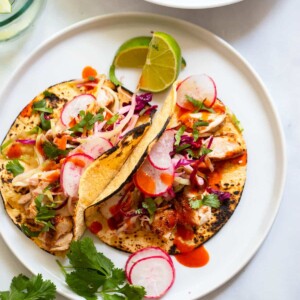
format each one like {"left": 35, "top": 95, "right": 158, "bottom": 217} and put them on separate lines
{"left": 176, "top": 74, "right": 217, "bottom": 110}
{"left": 61, "top": 153, "right": 93, "bottom": 197}
{"left": 125, "top": 247, "right": 173, "bottom": 280}
{"left": 69, "top": 137, "right": 112, "bottom": 159}
{"left": 60, "top": 94, "right": 96, "bottom": 126}
{"left": 148, "top": 130, "right": 175, "bottom": 170}
{"left": 134, "top": 158, "right": 174, "bottom": 196}
{"left": 129, "top": 256, "right": 175, "bottom": 299}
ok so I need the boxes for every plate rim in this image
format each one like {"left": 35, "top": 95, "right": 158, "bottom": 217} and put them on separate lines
{"left": 144, "top": 0, "right": 243, "bottom": 9}
{"left": 0, "top": 11, "right": 287, "bottom": 299}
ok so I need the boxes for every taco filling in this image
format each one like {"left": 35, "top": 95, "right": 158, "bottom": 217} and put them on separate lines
{"left": 0, "top": 69, "right": 156, "bottom": 255}
{"left": 85, "top": 75, "right": 247, "bottom": 254}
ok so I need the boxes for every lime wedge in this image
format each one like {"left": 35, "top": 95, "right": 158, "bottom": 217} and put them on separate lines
{"left": 138, "top": 32, "right": 182, "bottom": 92}
{"left": 0, "top": 0, "right": 12, "bottom": 13}
{"left": 114, "top": 36, "right": 151, "bottom": 68}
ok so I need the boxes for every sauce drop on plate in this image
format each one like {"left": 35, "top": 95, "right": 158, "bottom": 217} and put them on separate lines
{"left": 175, "top": 246, "right": 209, "bottom": 268}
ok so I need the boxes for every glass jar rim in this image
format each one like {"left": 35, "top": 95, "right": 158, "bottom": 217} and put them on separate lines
{"left": 0, "top": 0, "right": 33, "bottom": 27}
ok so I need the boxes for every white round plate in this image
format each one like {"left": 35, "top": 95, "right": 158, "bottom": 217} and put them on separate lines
{"left": 0, "top": 12, "right": 285, "bottom": 300}
{"left": 145, "top": 0, "right": 243, "bottom": 9}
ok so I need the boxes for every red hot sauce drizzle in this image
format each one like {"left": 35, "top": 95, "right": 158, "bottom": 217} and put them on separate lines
{"left": 174, "top": 224, "right": 209, "bottom": 268}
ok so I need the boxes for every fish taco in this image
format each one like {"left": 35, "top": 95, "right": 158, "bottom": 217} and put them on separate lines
{"left": 85, "top": 74, "right": 247, "bottom": 254}
{"left": 0, "top": 69, "right": 157, "bottom": 255}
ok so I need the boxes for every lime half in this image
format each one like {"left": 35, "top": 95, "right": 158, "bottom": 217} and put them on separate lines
{"left": 0, "top": 0, "right": 11, "bottom": 13}
{"left": 138, "top": 32, "right": 182, "bottom": 92}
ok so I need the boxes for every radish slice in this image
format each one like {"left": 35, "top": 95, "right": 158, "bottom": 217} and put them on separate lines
{"left": 148, "top": 130, "right": 175, "bottom": 170}
{"left": 69, "top": 137, "right": 112, "bottom": 159}
{"left": 60, "top": 94, "right": 96, "bottom": 126}
{"left": 129, "top": 256, "right": 175, "bottom": 299}
{"left": 134, "top": 158, "right": 174, "bottom": 196}
{"left": 176, "top": 74, "right": 217, "bottom": 110}
{"left": 61, "top": 153, "right": 93, "bottom": 198}
{"left": 125, "top": 247, "right": 173, "bottom": 280}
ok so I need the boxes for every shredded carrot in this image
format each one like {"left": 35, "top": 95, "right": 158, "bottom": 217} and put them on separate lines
{"left": 20, "top": 101, "right": 33, "bottom": 118}
{"left": 54, "top": 135, "right": 68, "bottom": 150}
{"left": 68, "top": 118, "right": 77, "bottom": 128}
{"left": 82, "top": 66, "right": 97, "bottom": 79}
{"left": 7, "top": 144, "right": 22, "bottom": 159}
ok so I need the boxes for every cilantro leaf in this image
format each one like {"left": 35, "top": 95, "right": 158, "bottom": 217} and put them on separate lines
{"left": 106, "top": 114, "right": 119, "bottom": 125}
{"left": 175, "top": 143, "right": 191, "bottom": 153}
{"left": 42, "top": 141, "right": 68, "bottom": 160}
{"left": 0, "top": 274, "right": 56, "bottom": 300}
{"left": 186, "top": 95, "right": 215, "bottom": 113}
{"left": 67, "top": 238, "right": 114, "bottom": 276}
{"left": 175, "top": 125, "right": 186, "bottom": 146}
{"left": 69, "top": 111, "right": 104, "bottom": 133}
{"left": 21, "top": 224, "right": 40, "bottom": 238}
{"left": 189, "top": 193, "right": 220, "bottom": 209}
{"left": 65, "top": 269, "right": 104, "bottom": 300}
{"left": 6, "top": 160, "right": 24, "bottom": 177}
{"left": 33, "top": 99, "right": 53, "bottom": 114}
{"left": 60, "top": 238, "right": 146, "bottom": 300}
{"left": 202, "top": 194, "right": 221, "bottom": 208}
{"left": 142, "top": 198, "right": 157, "bottom": 219}
{"left": 88, "top": 76, "right": 96, "bottom": 81}
{"left": 40, "top": 112, "right": 51, "bottom": 131}
{"left": 117, "top": 284, "right": 146, "bottom": 300}
{"left": 192, "top": 120, "right": 209, "bottom": 141}
{"left": 34, "top": 194, "right": 56, "bottom": 232}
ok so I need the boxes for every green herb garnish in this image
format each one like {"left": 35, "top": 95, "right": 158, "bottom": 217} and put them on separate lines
{"left": 230, "top": 112, "right": 244, "bottom": 133}
{"left": 34, "top": 194, "right": 56, "bottom": 232}
{"left": 42, "top": 141, "right": 68, "bottom": 160}
{"left": 6, "top": 159, "right": 24, "bottom": 177}
{"left": 142, "top": 198, "right": 157, "bottom": 219}
{"left": 106, "top": 113, "right": 119, "bottom": 125}
{"left": 69, "top": 110, "right": 104, "bottom": 133}
{"left": 189, "top": 193, "right": 220, "bottom": 209}
{"left": 175, "top": 143, "right": 191, "bottom": 153}
{"left": 27, "top": 126, "right": 42, "bottom": 135}
{"left": 88, "top": 76, "right": 96, "bottom": 81}
{"left": 21, "top": 224, "right": 40, "bottom": 238}
{"left": 186, "top": 146, "right": 212, "bottom": 159}
{"left": 192, "top": 120, "right": 209, "bottom": 141}
{"left": 40, "top": 112, "right": 51, "bottom": 131}
{"left": 0, "top": 274, "right": 56, "bottom": 300}
{"left": 33, "top": 99, "right": 53, "bottom": 114}
{"left": 175, "top": 125, "right": 186, "bottom": 146}
{"left": 186, "top": 95, "right": 215, "bottom": 113}
{"left": 57, "top": 237, "right": 146, "bottom": 300}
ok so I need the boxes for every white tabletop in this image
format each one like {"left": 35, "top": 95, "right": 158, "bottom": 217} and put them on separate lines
{"left": 0, "top": 0, "right": 299, "bottom": 299}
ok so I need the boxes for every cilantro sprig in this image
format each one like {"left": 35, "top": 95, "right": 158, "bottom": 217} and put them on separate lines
{"left": 0, "top": 274, "right": 56, "bottom": 300}
{"left": 69, "top": 110, "right": 104, "bottom": 133}
{"left": 42, "top": 141, "right": 69, "bottom": 160}
{"left": 32, "top": 99, "right": 53, "bottom": 131}
{"left": 6, "top": 160, "right": 24, "bottom": 177}
{"left": 189, "top": 193, "right": 221, "bottom": 209}
{"left": 34, "top": 194, "right": 56, "bottom": 232}
{"left": 186, "top": 146, "right": 212, "bottom": 159}
{"left": 174, "top": 125, "right": 186, "bottom": 146}
{"left": 186, "top": 95, "right": 215, "bottom": 113}
{"left": 192, "top": 120, "right": 209, "bottom": 141}
{"left": 57, "top": 237, "right": 146, "bottom": 300}
{"left": 142, "top": 198, "right": 157, "bottom": 220}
